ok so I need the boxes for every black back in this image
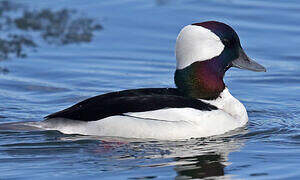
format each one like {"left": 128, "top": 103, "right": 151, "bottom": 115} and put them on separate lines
{"left": 45, "top": 88, "right": 218, "bottom": 121}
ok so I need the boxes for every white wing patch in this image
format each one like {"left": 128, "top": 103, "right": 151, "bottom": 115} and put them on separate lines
{"left": 124, "top": 108, "right": 201, "bottom": 122}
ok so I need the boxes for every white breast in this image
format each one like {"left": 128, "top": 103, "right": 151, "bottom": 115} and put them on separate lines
{"left": 37, "top": 89, "right": 248, "bottom": 140}
{"left": 201, "top": 88, "right": 248, "bottom": 125}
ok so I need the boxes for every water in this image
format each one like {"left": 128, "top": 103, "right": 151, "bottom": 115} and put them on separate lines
{"left": 0, "top": 0, "right": 299, "bottom": 179}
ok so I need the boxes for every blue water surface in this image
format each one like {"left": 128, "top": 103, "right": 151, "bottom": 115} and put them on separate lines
{"left": 0, "top": 0, "right": 299, "bottom": 179}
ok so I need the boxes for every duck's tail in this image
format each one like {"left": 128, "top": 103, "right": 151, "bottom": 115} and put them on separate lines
{"left": 0, "top": 121, "right": 43, "bottom": 131}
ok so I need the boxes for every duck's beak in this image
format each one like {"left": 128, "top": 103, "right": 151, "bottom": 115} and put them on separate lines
{"left": 231, "top": 48, "right": 266, "bottom": 72}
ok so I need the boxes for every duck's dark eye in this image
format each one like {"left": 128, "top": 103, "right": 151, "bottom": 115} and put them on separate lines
{"left": 223, "top": 38, "right": 230, "bottom": 46}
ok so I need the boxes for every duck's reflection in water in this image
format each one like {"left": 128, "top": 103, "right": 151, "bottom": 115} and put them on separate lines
{"left": 67, "top": 131, "right": 245, "bottom": 179}
{"left": 0, "top": 124, "right": 246, "bottom": 179}
{"left": 170, "top": 135, "right": 244, "bottom": 179}
{"left": 175, "top": 154, "right": 225, "bottom": 179}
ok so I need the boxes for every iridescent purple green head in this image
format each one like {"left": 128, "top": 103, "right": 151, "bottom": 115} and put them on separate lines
{"left": 175, "top": 21, "right": 266, "bottom": 100}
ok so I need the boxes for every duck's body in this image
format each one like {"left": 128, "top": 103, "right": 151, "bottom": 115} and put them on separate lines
{"left": 40, "top": 21, "right": 266, "bottom": 140}
{"left": 40, "top": 88, "right": 247, "bottom": 140}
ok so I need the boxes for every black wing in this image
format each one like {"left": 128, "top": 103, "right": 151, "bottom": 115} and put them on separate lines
{"left": 45, "top": 88, "right": 218, "bottom": 121}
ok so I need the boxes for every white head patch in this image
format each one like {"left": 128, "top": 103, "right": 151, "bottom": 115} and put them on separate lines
{"left": 175, "top": 25, "right": 225, "bottom": 69}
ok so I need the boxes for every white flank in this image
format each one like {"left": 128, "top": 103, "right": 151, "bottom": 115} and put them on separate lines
{"left": 175, "top": 25, "right": 225, "bottom": 69}
{"left": 37, "top": 88, "right": 248, "bottom": 140}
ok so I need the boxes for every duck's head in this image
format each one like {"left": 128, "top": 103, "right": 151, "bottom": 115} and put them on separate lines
{"left": 175, "top": 21, "right": 266, "bottom": 100}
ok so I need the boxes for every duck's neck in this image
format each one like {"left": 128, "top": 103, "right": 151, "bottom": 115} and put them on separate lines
{"left": 174, "top": 57, "right": 226, "bottom": 100}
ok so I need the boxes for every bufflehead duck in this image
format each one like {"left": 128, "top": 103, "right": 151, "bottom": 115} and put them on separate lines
{"left": 41, "top": 21, "right": 266, "bottom": 140}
